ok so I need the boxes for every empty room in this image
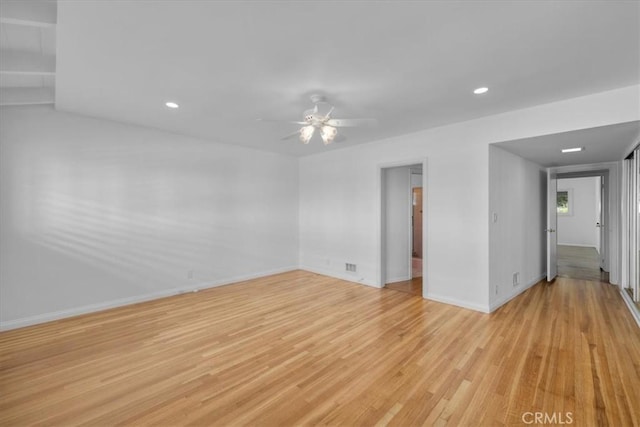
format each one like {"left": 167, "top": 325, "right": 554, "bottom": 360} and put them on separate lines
{"left": 1, "top": 1, "right": 640, "bottom": 425}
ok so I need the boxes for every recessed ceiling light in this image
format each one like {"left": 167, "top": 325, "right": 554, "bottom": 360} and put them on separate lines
{"left": 561, "top": 147, "right": 584, "bottom": 153}
{"left": 165, "top": 101, "right": 179, "bottom": 109}
{"left": 473, "top": 87, "right": 489, "bottom": 94}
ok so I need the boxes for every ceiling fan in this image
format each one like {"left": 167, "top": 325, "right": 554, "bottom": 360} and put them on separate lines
{"left": 260, "top": 94, "right": 377, "bottom": 145}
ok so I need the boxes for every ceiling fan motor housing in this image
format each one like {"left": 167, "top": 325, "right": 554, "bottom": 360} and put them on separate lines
{"left": 309, "top": 94, "right": 327, "bottom": 104}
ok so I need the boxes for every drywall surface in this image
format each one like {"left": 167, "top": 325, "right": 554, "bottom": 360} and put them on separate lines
{"left": 299, "top": 86, "right": 638, "bottom": 312}
{"left": 411, "top": 172, "right": 423, "bottom": 188}
{"left": 557, "top": 177, "right": 599, "bottom": 247}
{"left": 299, "top": 131, "right": 490, "bottom": 312}
{"left": 383, "top": 166, "right": 412, "bottom": 283}
{"left": 0, "top": 105, "right": 299, "bottom": 328}
{"left": 489, "top": 145, "right": 546, "bottom": 310}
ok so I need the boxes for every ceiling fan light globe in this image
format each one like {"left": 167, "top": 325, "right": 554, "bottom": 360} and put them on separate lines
{"left": 300, "top": 125, "right": 315, "bottom": 144}
{"left": 321, "top": 125, "right": 337, "bottom": 145}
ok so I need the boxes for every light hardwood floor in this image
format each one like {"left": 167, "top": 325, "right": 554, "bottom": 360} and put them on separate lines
{"left": 385, "top": 277, "right": 422, "bottom": 296}
{"left": 1, "top": 271, "right": 639, "bottom": 426}
{"left": 557, "top": 244, "right": 609, "bottom": 283}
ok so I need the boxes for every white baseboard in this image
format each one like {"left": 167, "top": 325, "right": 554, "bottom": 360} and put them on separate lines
{"left": 557, "top": 243, "right": 597, "bottom": 249}
{"left": 424, "top": 292, "right": 490, "bottom": 313}
{"left": 385, "top": 275, "right": 412, "bottom": 284}
{"left": 620, "top": 288, "right": 640, "bottom": 328}
{"left": 0, "top": 266, "right": 298, "bottom": 331}
{"left": 489, "top": 273, "right": 546, "bottom": 313}
{"left": 299, "top": 265, "right": 380, "bottom": 288}
{"left": 302, "top": 268, "right": 491, "bottom": 313}
{"left": 302, "top": 267, "right": 490, "bottom": 313}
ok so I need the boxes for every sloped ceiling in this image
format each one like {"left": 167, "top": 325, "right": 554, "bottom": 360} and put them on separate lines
{"left": 54, "top": 1, "right": 640, "bottom": 157}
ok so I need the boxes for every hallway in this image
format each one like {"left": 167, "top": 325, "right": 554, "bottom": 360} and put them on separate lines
{"left": 557, "top": 244, "right": 609, "bottom": 283}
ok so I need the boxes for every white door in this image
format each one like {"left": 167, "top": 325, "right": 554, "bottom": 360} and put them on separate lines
{"left": 547, "top": 169, "right": 558, "bottom": 281}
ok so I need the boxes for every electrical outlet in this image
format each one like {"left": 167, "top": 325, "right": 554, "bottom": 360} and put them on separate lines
{"left": 346, "top": 263, "right": 357, "bottom": 272}
{"left": 513, "top": 272, "right": 520, "bottom": 287}
{"left": 495, "top": 285, "right": 499, "bottom": 295}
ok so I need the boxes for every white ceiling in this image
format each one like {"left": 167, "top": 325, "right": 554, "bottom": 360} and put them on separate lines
{"left": 54, "top": 1, "right": 640, "bottom": 157}
{"left": 494, "top": 120, "right": 640, "bottom": 167}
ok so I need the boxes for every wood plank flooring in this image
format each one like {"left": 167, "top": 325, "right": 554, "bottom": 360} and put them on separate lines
{"left": 385, "top": 277, "right": 422, "bottom": 296}
{"left": 557, "top": 245, "right": 609, "bottom": 283}
{"left": 1, "top": 270, "right": 639, "bottom": 426}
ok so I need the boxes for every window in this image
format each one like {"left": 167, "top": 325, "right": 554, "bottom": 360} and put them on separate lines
{"left": 557, "top": 188, "right": 573, "bottom": 216}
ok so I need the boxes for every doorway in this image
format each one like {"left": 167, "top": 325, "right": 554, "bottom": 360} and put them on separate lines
{"left": 548, "top": 170, "right": 610, "bottom": 283}
{"left": 412, "top": 186, "right": 423, "bottom": 278}
{"left": 380, "top": 162, "right": 424, "bottom": 296}
{"left": 557, "top": 245, "right": 609, "bottom": 282}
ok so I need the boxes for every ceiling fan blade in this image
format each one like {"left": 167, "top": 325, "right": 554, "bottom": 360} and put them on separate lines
{"left": 281, "top": 130, "right": 300, "bottom": 140}
{"left": 258, "top": 118, "right": 307, "bottom": 125}
{"left": 326, "top": 118, "right": 377, "bottom": 127}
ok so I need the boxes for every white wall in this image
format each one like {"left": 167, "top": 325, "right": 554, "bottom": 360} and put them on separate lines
{"left": 489, "top": 145, "right": 546, "bottom": 310}
{"left": 411, "top": 172, "right": 423, "bottom": 189}
{"left": 383, "top": 166, "right": 412, "bottom": 283}
{"left": 557, "top": 177, "right": 599, "bottom": 247}
{"left": 0, "top": 105, "right": 299, "bottom": 329}
{"left": 299, "top": 85, "right": 638, "bottom": 313}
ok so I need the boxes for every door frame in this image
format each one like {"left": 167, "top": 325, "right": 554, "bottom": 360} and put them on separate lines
{"left": 547, "top": 169, "right": 558, "bottom": 281}
{"left": 550, "top": 162, "right": 619, "bottom": 284}
{"left": 411, "top": 186, "right": 424, "bottom": 262}
{"left": 378, "top": 158, "right": 428, "bottom": 296}
{"left": 555, "top": 170, "right": 610, "bottom": 273}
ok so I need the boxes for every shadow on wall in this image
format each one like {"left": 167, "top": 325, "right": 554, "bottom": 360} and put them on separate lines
{"left": 17, "top": 151, "right": 286, "bottom": 289}
{"left": 0, "top": 106, "right": 299, "bottom": 325}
